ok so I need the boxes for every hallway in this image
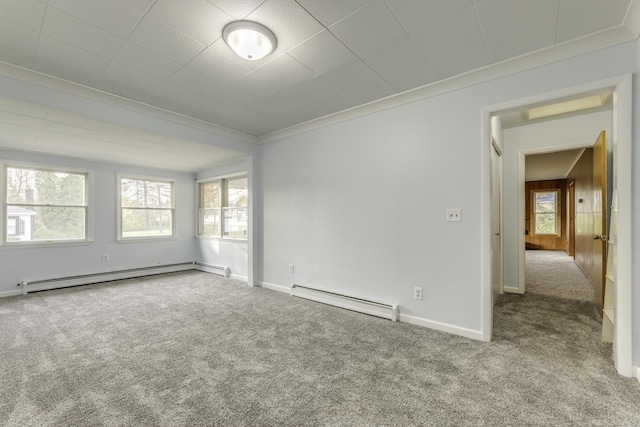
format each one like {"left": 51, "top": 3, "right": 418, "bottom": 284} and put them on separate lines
{"left": 525, "top": 250, "right": 593, "bottom": 302}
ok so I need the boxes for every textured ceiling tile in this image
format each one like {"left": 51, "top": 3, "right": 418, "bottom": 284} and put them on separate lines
{"left": 188, "top": 47, "right": 250, "bottom": 83}
{"left": 476, "top": 0, "right": 559, "bottom": 62}
{"left": 0, "top": 0, "right": 45, "bottom": 32}
{"left": 0, "top": 19, "right": 39, "bottom": 67}
{"left": 167, "top": 67, "right": 227, "bottom": 98}
{"left": 260, "top": 87, "right": 314, "bottom": 112}
{"left": 124, "top": 0, "right": 156, "bottom": 12}
{"left": 102, "top": 62, "right": 163, "bottom": 92}
{"left": 386, "top": 0, "right": 472, "bottom": 32}
{"left": 41, "top": 7, "right": 125, "bottom": 59}
{"left": 128, "top": 15, "right": 206, "bottom": 64}
{"left": 245, "top": 0, "right": 324, "bottom": 51}
{"left": 329, "top": 0, "right": 406, "bottom": 56}
{"left": 213, "top": 85, "right": 258, "bottom": 108}
{"left": 321, "top": 59, "right": 395, "bottom": 103}
{"left": 148, "top": 0, "right": 231, "bottom": 45}
{"left": 296, "top": 0, "right": 374, "bottom": 26}
{"left": 557, "top": 0, "right": 631, "bottom": 43}
{"left": 207, "top": 0, "right": 265, "bottom": 20}
{"left": 48, "top": 0, "right": 145, "bottom": 38}
{"left": 288, "top": 30, "right": 355, "bottom": 74}
{"left": 32, "top": 55, "right": 110, "bottom": 88}
{"left": 290, "top": 76, "right": 359, "bottom": 107}
{"left": 229, "top": 71, "right": 282, "bottom": 98}
{"left": 36, "top": 36, "right": 110, "bottom": 74}
{"left": 255, "top": 53, "right": 315, "bottom": 88}
{"left": 361, "top": 35, "right": 438, "bottom": 92}
{"left": 410, "top": 6, "right": 491, "bottom": 78}
{"left": 112, "top": 42, "right": 182, "bottom": 80}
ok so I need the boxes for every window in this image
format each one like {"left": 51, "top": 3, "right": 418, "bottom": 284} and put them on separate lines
{"left": 198, "top": 176, "right": 247, "bottom": 239}
{"left": 118, "top": 175, "right": 175, "bottom": 240}
{"left": 4, "top": 165, "right": 89, "bottom": 244}
{"left": 532, "top": 189, "right": 560, "bottom": 235}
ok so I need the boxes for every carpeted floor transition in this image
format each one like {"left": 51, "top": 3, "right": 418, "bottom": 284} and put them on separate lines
{"left": 1, "top": 251, "right": 639, "bottom": 426}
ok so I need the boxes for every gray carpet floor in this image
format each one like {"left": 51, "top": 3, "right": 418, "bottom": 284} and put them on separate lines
{"left": 525, "top": 250, "right": 594, "bottom": 301}
{"left": 1, "top": 259, "right": 639, "bottom": 426}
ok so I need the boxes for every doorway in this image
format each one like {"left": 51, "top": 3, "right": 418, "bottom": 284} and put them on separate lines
{"left": 482, "top": 75, "right": 633, "bottom": 377}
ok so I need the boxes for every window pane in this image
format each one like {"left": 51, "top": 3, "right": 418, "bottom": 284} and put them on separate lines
{"left": 8, "top": 205, "right": 85, "bottom": 241}
{"left": 201, "top": 182, "right": 220, "bottom": 209}
{"left": 535, "top": 213, "right": 557, "bottom": 235}
{"left": 121, "top": 179, "right": 172, "bottom": 208}
{"left": 534, "top": 191, "right": 556, "bottom": 213}
{"left": 223, "top": 207, "right": 247, "bottom": 238}
{"left": 199, "top": 208, "right": 220, "bottom": 236}
{"left": 7, "top": 168, "right": 85, "bottom": 205}
{"left": 227, "top": 177, "right": 247, "bottom": 208}
{"left": 121, "top": 208, "right": 173, "bottom": 238}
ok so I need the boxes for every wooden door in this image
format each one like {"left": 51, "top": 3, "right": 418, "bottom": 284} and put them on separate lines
{"left": 568, "top": 181, "right": 575, "bottom": 257}
{"left": 592, "top": 131, "right": 607, "bottom": 312}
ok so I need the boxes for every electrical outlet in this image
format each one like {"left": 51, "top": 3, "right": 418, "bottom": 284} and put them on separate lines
{"left": 289, "top": 264, "right": 295, "bottom": 274}
{"left": 447, "top": 208, "right": 461, "bottom": 222}
{"left": 102, "top": 253, "right": 110, "bottom": 262}
{"left": 414, "top": 287, "right": 423, "bottom": 300}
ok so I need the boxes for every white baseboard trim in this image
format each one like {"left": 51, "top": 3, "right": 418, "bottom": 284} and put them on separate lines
{"left": 257, "top": 281, "right": 482, "bottom": 340}
{"left": 503, "top": 286, "right": 524, "bottom": 294}
{"left": 230, "top": 274, "right": 247, "bottom": 282}
{"left": 258, "top": 281, "right": 291, "bottom": 294}
{"left": 398, "top": 313, "right": 483, "bottom": 340}
{"left": 634, "top": 366, "right": 640, "bottom": 383}
{"left": 0, "top": 289, "right": 23, "bottom": 298}
{"left": 25, "top": 262, "right": 195, "bottom": 293}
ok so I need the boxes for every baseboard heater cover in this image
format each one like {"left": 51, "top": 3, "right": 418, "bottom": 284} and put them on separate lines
{"left": 23, "top": 262, "right": 196, "bottom": 294}
{"left": 290, "top": 284, "right": 398, "bottom": 322}
{"left": 194, "top": 262, "right": 230, "bottom": 278}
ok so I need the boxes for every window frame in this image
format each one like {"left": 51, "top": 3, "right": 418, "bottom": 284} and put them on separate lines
{"left": 2, "top": 160, "right": 93, "bottom": 246}
{"left": 531, "top": 188, "right": 561, "bottom": 237}
{"left": 117, "top": 173, "right": 176, "bottom": 242}
{"left": 196, "top": 174, "right": 248, "bottom": 241}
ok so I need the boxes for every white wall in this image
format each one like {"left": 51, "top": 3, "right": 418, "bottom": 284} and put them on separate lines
{"left": 196, "top": 158, "right": 250, "bottom": 280}
{"left": 502, "top": 110, "right": 613, "bottom": 292}
{"left": 633, "top": 37, "right": 640, "bottom": 369}
{"left": 259, "top": 41, "right": 637, "bottom": 339}
{"left": 0, "top": 148, "right": 197, "bottom": 294}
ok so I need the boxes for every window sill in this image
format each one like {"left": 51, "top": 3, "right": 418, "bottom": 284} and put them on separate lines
{"left": 1, "top": 239, "right": 93, "bottom": 249}
{"left": 196, "top": 236, "right": 247, "bottom": 243}
{"left": 117, "top": 236, "right": 176, "bottom": 243}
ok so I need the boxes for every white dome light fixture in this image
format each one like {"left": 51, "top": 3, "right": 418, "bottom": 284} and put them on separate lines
{"left": 222, "top": 21, "right": 277, "bottom": 61}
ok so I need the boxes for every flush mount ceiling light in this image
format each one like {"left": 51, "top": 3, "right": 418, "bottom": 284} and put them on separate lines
{"left": 222, "top": 20, "right": 276, "bottom": 61}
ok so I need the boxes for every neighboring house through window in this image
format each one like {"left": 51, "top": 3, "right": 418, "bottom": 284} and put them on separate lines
{"left": 4, "top": 164, "right": 90, "bottom": 244}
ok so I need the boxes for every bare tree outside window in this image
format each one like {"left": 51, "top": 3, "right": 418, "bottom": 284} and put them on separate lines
{"left": 120, "top": 177, "right": 174, "bottom": 239}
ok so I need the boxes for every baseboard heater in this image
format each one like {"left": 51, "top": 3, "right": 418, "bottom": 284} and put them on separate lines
{"left": 290, "top": 284, "right": 398, "bottom": 322}
{"left": 22, "top": 261, "right": 229, "bottom": 294}
{"left": 194, "top": 262, "right": 230, "bottom": 278}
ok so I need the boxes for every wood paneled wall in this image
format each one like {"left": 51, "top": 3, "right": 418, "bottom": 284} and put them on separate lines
{"left": 566, "top": 148, "right": 595, "bottom": 284}
{"left": 525, "top": 179, "right": 567, "bottom": 251}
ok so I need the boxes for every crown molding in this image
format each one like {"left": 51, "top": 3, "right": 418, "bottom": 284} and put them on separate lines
{"left": 0, "top": 60, "right": 258, "bottom": 145}
{"left": 258, "top": 26, "right": 636, "bottom": 144}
